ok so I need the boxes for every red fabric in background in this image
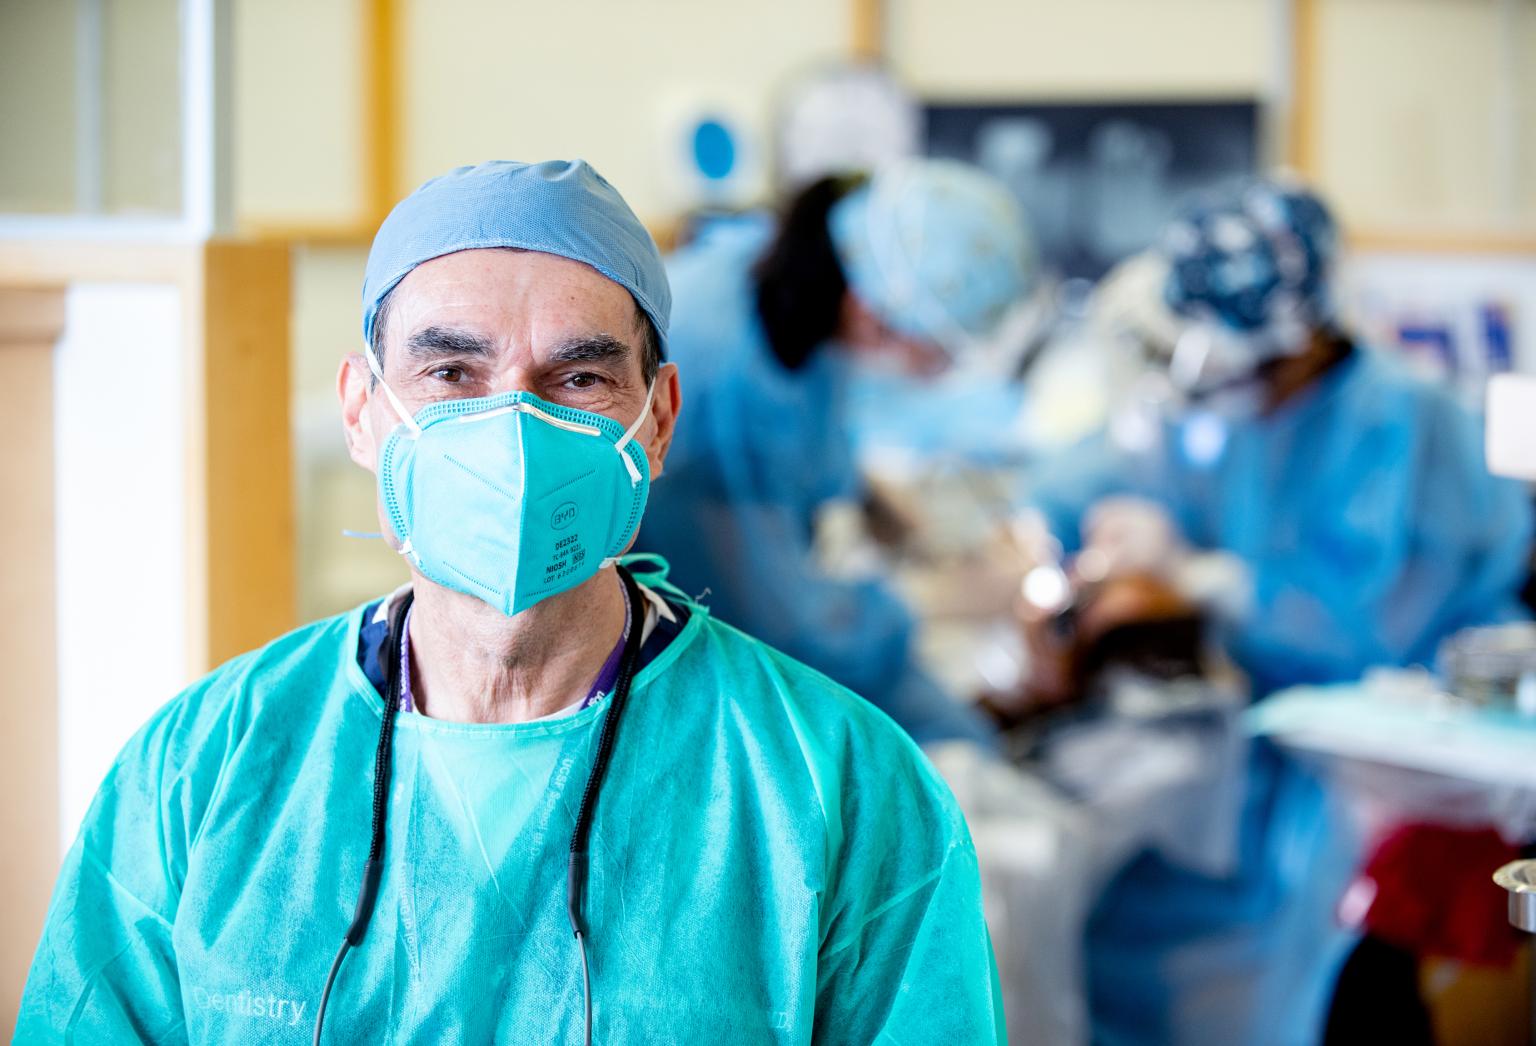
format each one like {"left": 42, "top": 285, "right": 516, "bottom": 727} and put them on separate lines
{"left": 1356, "top": 824, "right": 1523, "bottom": 966}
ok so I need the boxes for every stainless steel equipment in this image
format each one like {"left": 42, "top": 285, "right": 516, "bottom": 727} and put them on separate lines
{"left": 1496, "top": 860, "right": 1536, "bottom": 933}
{"left": 1493, "top": 858, "right": 1536, "bottom": 1043}
{"left": 1442, "top": 624, "right": 1536, "bottom": 714}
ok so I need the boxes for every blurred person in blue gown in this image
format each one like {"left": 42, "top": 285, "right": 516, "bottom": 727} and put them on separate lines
{"left": 637, "top": 160, "right": 1036, "bottom": 747}
{"left": 1023, "top": 177, "right": 1533, "bottom": 1045}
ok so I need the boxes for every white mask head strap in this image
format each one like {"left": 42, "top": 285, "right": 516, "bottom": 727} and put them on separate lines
{"left": 363, "top": 342, "right": 423, "bottom": 437}
{"left": 612, "top": 378, "right": 656, "bottom": 484}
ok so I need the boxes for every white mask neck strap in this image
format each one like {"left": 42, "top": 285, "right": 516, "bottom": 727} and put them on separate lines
{"left": 612, "top": 378, "right": 656, "bottom": 484}
{"left": 364, "top": 343, "right": 422, "bottom": 437}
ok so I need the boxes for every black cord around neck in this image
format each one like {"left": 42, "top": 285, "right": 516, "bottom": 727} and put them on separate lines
{"left": 316, "top": 570, "right": 648, "bottom": 1045}
{"left": 567, "top": 566, "right": 647, "bottom": 934}
{"left": 567, "top": 566, "right": 647, "bottom": 1046}
{"left": 314, "top": 591, "right": 412, "bottom": 1046}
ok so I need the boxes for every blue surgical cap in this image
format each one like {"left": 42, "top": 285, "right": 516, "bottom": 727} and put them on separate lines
{"left": 361, "top": 160, "right": 670, "bottom": 350}
{"left": 828, "top": 159, "right": 1034, "bottom": 353}
{"left": 1163, "top": 177, "right": 1337, "bottom": 335}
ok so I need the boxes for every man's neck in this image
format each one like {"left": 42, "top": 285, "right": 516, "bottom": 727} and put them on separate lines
{"left": 1263, "top": 328, "right": 1350, "bottom": 413}
{"left": 406, "top": 569, "right": 627, "bottom": 724}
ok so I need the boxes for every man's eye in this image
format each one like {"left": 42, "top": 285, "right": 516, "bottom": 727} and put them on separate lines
{"left": 431, "top": 367, "right": 464, "bottom": 383}
{"left": 567, "top": 373, "right": 600, "bottom": 389}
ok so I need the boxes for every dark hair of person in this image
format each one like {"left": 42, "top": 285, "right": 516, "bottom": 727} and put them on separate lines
{"left": 368, "top": 281, "right": 662, "bottom": 385}
{"left": 751, "top": 174, "right": 866, "bottom": 372}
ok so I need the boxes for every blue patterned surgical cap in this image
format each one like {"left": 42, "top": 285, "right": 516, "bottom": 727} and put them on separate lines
{"left": 1162, "top": 177, "right": 1338, "bottom": 336}
{"left": 361, "top": 160, "right": 670, "bottom": 350}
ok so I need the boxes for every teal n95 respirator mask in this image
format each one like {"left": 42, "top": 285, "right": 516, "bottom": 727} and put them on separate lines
{"left": 365, "top": 345, "right": 654, "bottom": 616}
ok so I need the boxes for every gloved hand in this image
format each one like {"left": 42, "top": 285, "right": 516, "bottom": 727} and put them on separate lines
{"left": 1078, "top": 497, "right": 1182, "bottom": 580}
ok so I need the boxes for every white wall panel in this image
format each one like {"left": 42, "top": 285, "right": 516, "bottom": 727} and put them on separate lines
{"left": 54, "top": 282, "right": 189, "bottom": 848}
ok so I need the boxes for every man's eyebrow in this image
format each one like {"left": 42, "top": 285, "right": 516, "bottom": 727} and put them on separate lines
{"left": 404, "top": 325, "right": 496, "bottom": 358}
{"left": 545, "top": 333, "right": 633, "bottom": 368}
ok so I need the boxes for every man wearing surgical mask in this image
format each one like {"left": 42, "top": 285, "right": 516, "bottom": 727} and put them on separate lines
{"left": 636, "top": 160, "right": 1036, "bottom": 749}
{"left": 18, "top": 161, "right": 1005, "bottom": 1044}
{"left": 1023, "top": 179, "right": 1533, "bottom": 1045}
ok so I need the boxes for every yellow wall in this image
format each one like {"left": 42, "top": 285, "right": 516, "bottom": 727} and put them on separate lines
{"left": 1311, "top": 0, "right": 1536, "bottom": 235}
{"left": 227, "top": 0, "right": 1535, "bottom": 237}
{"left": 1522, "top": 1, "right": 1536, "bottom": 220}
{"left": 234, "top": 0, "right": 367, "bottom": 230}
{"left": 233, "top": 0, "right": 1282, "bottom": 228}
{"left": 892, "top": 0, "right": 1271, "bottom": 99}
{"left": 398, "top": 0, "right": 850, "bottom": 224}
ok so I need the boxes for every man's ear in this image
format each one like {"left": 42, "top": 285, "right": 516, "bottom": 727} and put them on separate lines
{"left": 338, "top": 353, "right": 380, "bottom": 470}
{"left": 643, "top": 362, "right": 681, "bottom": 479}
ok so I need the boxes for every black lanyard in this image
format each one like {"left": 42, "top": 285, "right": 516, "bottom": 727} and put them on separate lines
{"left": 314, "top": 566, "right": 647, "bottom": 1046}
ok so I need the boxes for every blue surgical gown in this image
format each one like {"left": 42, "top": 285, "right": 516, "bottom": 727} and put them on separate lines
{"left": 18, "top": 598, "right": 1005, "bottom": 1043}
{"left": 1027, "top": 348, "right": 1533, "bottom": 1045}
{"left": 636, "top": 219, "right": 994, "bottom": 747}
{"left": 1031, "top": 349, "right": 1533, "bottom": 695}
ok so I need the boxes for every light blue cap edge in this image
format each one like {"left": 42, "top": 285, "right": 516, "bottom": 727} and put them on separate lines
{"left": 360, "top": 160, "right": 670, "bottom": 352}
